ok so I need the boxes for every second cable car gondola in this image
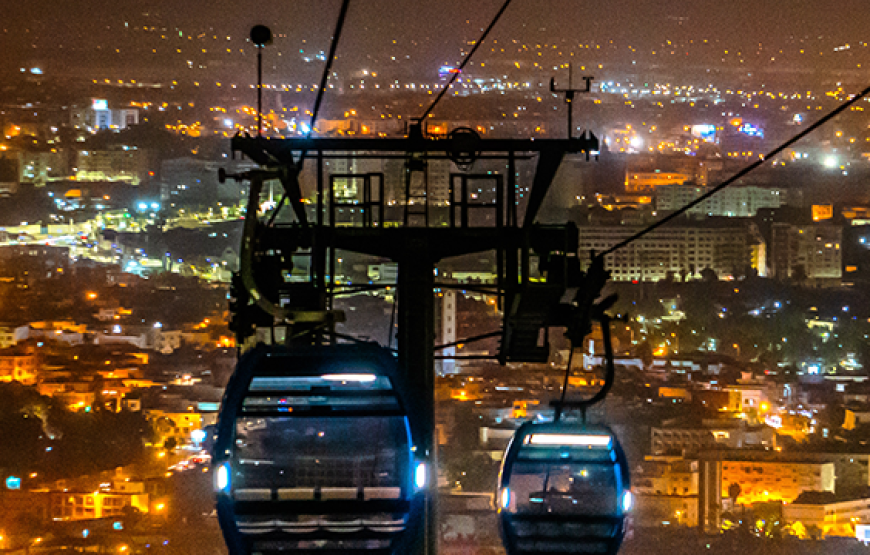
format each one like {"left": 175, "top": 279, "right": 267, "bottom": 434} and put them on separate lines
{"left": 213, "top": 344, "right": 426, "bottom": 555}
{"left": 497, "top": 421, "right": 632, "bottom": 555}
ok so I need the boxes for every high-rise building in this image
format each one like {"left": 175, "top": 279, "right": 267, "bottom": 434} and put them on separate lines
{"left": 578, "top": 217, "right": 761, "bottom": 281}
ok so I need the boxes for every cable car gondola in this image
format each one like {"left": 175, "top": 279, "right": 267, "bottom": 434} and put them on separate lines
{"left": 497, "top": 255, "right": 631, "bottom": 555}
{"left": 497, "top": 421, "right": 631, "bottom": 555}
{"left": 213, "top": 344, "right": 425, "bottom": 555}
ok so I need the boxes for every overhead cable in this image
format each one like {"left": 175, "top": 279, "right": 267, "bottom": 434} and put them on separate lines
{"left": 307, "top": 0, "right": 352, "bottom": 143}
{"left": 419, "top": 0, "right": 514, "bottom": 120}
{"left": 266, "top": 0, "right": 351, "bottom": 227}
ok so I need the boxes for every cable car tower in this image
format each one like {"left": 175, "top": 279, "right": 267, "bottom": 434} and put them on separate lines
{"left": 211, "top": 6, "right": 870, "bottom": 551}
{"left": 217, "top": 12, "right": 611, "bottom": 555}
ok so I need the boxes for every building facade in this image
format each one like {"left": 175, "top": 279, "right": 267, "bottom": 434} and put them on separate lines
{"left": 579, "top": 219, "right": 760, "bottom": 281}
{"left": 769, "top": 222, "right": 842, "bottom": 284}
{"left": 721, "top": 460, "right": 835, "bottom": 504}
{"left": 0, "top": 351, "right": 38, "bottom": 385}
{"left": 70, "top": 100, "right": 139, "bottom": 132}
{"left": 656, "top": 185, "right": 790, "bottom": 217}
{"left": 783, "top": 494, "right": 870, "bottom": 539}
{"left": 75, "top": 147, "right": 151, "bottom": 185}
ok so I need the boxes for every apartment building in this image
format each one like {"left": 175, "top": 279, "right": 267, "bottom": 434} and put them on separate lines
{"left": 579, "top": 218, "right": 760, "bottom": 281}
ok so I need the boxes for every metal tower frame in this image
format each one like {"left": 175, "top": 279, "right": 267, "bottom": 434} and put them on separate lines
{"left": 228, "top": 130, "right": 598, "bottom": 555}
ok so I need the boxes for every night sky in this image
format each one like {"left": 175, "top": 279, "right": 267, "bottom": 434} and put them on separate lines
{"left": 3, "top": 0, "right": 870, "bottom": 78}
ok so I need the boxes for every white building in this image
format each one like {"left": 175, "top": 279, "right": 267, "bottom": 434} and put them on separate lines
{"left": 656, "top": 185, "right": 791, "bottom": 217}
{"left": 70, "top": 99, "right": 139, "bottom": 132}
{"left": 783, "top": 493, "right": 870, "bottom": 539}
{"left": 579, "top": 219, "right": 761, "bottom": 282}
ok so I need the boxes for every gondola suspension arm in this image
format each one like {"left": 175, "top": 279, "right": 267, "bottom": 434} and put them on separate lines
{"left": 552, "top": 255, "right": 618, "bottom": 422}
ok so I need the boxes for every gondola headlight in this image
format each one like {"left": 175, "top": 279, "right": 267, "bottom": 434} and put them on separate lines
{"left": 622, "top": 491, "right": 633, "bottom": 513}
{"left": 321, "top": 373, "right": 377, "bottom": 382}
{"left": 215, "top": 462, "right": 231, "bottom": 494}
{"left": 499, "top": 487, "right": 511, "bottom": 510}
{"left": 414, "top": 461, "right": 427, "bottom": 491}
{"left": 527, "top": 434, "right": 612, "bottom": 448}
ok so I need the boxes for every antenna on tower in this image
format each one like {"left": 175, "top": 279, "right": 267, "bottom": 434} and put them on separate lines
{"left": 550, "top": 64, "right": 593, "bottom": 140}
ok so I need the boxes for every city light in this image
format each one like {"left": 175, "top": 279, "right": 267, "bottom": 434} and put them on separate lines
{"left": 191, "top": 429, "right": 207, "bottom": 445}
{"left": 4, "top": 6, "right": 870, "bottom": 551}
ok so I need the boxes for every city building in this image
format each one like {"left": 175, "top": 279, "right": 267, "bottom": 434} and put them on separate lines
{"left": 75, "top": 147, "right": 152, "bottom": 185}
{"left": 15, "top": 150, "right": 68, "bottom": 185}
{"left": 650, "top": 417, "right": 775, "bottom": 456}
{"left": 723, "top": 383, "right": 769, "bottom": 412}
{"left": 656, "top": 185, "right": 791, "bottom": 217}
{"left": 579, "top": 218, "right": 761, "bottom": 281}
{"left": 51, "top": 485, "right": 149, "bottom": 521}
{"left": 626, "top": 171, "right": 690, "bottom": 192}
{"left": 783, "top": 491, "right": 870, "bottom": 539}
{"left": 37, "top": 378, "right": 97, "bottom": 411}
{"left": 0, "top": 349, "right": 38, "bottom": 385}
{"left": 0, "top": 245, "right": 71, "bottom": 286}
{"left": 721, "top": 459, "right": 835, "bottom": 505}
{"left": 769, "top": 221, "right": 843, "bottom": 284}
{"left": 632, "top": 456, "right": 700, "bottom": 527}
{"left": 70, "top": 99, "right": 139, "bottom": 132}
{"left": 634, "top": 456, "right": 699, "bottom": 496}
{"left": 0, "top": 324, "right": 22, "bottom": 349}
{"left": 699, "top": 452, "right": 839, "bottom": 532}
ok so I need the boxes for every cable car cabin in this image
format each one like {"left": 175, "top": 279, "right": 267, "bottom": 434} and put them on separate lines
{"left": 213, "top": 344, "right": 425, "bottom": 555}
{"left": 497, "top": 422, "right": 632, "bottom": 555}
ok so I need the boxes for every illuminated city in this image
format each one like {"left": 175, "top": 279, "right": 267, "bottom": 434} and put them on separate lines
{"left": 1, "top": 1, "right": 870, "bottom": 554}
